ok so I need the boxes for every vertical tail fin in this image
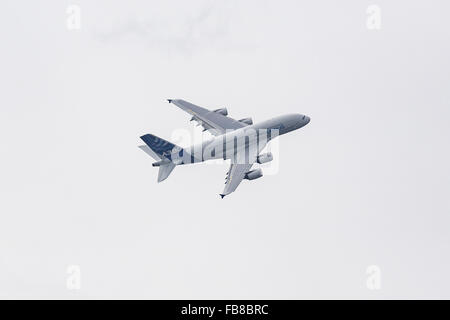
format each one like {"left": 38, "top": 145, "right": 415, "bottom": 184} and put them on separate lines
{"left": 140, "top": 134, "right": 178, "bottom": 158}
{"left": 139, "top": 133, "right": 180, "bottom": 182}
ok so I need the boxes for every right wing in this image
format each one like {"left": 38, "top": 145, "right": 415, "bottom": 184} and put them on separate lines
{"left": 220, "top": 137, "right": 268, "bottom": 198}
{"left": 168, "top": 99, "right": 246, "bottom": 135}
{"left": 221, "top": 163, "right": 253, "bottom": 198}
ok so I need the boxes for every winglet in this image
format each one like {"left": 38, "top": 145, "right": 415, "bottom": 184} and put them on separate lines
{"left": 167, "top": 99, "right": 172, "bottom": 103}
{"left": 220, "top": 194, "right": 226, "bottom": 199}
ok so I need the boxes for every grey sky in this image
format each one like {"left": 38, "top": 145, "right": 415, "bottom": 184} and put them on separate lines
{"left": 0, "top": 0, "right": 449, "bottom": 298}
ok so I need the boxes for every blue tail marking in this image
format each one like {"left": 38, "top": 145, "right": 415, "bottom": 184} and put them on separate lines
{"left": 140, "top": 134, "right": 177, "bottom": 160}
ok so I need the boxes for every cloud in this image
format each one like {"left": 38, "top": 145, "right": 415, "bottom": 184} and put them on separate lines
{"left": 90, "top": 1, "right": 239, "bottom": 54}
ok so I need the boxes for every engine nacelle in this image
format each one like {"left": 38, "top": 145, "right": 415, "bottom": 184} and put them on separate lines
{"left": 244, "top": 168, "right": 263, "bottom": 180}
{"left": 213, "top": 108, "right": 228, "bottom": 116}
{"left": 238, "top": 117, "right": 253, "bottom": 125}
{"left": 257, "top": 152, "right": 273, "bottom": 164}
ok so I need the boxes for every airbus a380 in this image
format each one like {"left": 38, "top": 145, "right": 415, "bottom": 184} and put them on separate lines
{"left": 139, "top": 99, "right": 310, "bottom": 198}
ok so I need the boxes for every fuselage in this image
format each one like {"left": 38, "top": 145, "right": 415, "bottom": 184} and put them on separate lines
{"left": 169, "top": 113, "right": 310, "bottom": 165}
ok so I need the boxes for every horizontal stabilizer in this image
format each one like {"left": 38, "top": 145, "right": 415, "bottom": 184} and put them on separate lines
{"left": 158, "top": 163, "right": 176, "bottom": 182}
{"left": 138, "top": 145, "right": 161, "bottom": 161}
{"left": 140, "top": 133, "right": 180, "bottom": 182}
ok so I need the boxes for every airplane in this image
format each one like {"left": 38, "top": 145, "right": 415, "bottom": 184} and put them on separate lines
{"left": 139, "top": 99, "right": 310, "bottom": 198}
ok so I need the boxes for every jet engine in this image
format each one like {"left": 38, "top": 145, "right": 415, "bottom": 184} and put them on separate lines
{"left": 213, "top": 108, "right": 228, "bottom": 116}
{"left": 244, "top": 168, "right": 263, "bottom": 180}
{"left": 256, "top": 152, "right": 273, "bottom": 164}
{"left": 238, "top": 117, "right": 253, "bottom": 125}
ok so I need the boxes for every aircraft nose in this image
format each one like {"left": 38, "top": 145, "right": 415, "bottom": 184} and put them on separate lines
{"left": 304, "top": 116, "right": 310, "bottom": 125}
{"left": 300, "top": 114, "right": 310, "bottom": 126}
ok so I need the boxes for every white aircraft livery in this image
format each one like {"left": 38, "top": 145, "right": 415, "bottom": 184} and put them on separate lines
{"left": 139, "top": 99, "right": 311, "bottom": 198}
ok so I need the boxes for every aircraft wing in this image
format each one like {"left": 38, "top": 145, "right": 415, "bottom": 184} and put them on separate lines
{"left": 221, "top": 162, "right": 253, "bottom": 198}
{"left": 220, "top": 139, "right": 268, "bottom": 198}
{"left": 168, "top": 99, "right": 246, "bottom": 136}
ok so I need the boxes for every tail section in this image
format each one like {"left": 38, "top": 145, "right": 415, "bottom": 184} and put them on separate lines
{"left": 139, "top": 133, "right": 181, "bottom": 182}
{"left": 138, "top": 145, "right": 161, "bottom": 161}
{"left": 157, "top": 162, "right": 176, "bottom": 182}
{"left": 140, "top": 134, "right": 178, "bottom": 159}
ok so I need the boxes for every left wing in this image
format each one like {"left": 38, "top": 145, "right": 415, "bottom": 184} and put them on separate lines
{"left": 168, "top": 99, "right": 246, "bottom": 136}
